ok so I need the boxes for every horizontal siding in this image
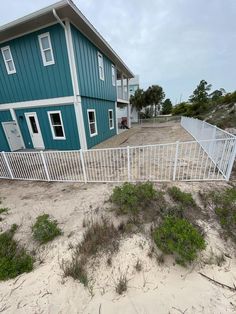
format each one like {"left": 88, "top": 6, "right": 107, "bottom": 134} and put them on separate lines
{"left": 0, "top": 24, "right": 73, "bottom": 104}
{"left": 82, "top": 97, "right": 116, "bottom": 148}
{"left": 0, "top": 110, "right": 13, "bottom": 151}
{"left": 15, "top": 105, "right": 80, "bottom": 150}
{"left": 71, "top": 25, "right": 117, "bottom": 102}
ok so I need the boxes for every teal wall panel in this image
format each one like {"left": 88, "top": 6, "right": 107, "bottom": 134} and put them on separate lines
{"left": 71, "top": 25, "right": 117, "bottom": 102}
{"left": 82, "top": 97, "right": 116, "bottom": 148}
{"left": 15, "top": 105, "right": 80, "bottom": 150}
{"left": 0, "top": 110, "right": 13, "bottom": 151}
{"left": 0, "top": 24, "right": 73, "bottom": 104}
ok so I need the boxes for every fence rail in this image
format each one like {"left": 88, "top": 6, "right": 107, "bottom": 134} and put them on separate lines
{"left": 0, "top": 117, "right": 235, "bottom": 183}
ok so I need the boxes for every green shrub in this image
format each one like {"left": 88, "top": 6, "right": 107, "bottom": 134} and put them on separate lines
{"left": 111, "top": 182, "right": 157, "bottom": 214}
{"left": 0, "top": 225, "right": 33, "bottom": 280}
{"left": 0, "top": 208, "right": 9, "bottom": 214}
{"left": 168, "top": 186, "right": 196, "bottom": 207}
{"left": 153, "top": 216, "right": 205, "bottom": 265}
{"left": 32, "top": 214, "right": 62, "bottom": 244}
{"left": 207, "top": 188, "right": 236, "bottom": 240}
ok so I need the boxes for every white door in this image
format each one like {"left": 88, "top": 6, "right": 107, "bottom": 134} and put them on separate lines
{"left": 2, "top": 121, "right": 24, "bottom": 151}
{"left": 25, "top": 112, "right": 44, "bottom": 149}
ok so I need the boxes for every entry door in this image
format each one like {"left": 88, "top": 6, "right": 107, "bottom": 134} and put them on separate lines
{"left": 25, "top": 112, "right": 44, "bottom": 149}
{"left": 2, "top": 121, "right": 24, "bottom": 151}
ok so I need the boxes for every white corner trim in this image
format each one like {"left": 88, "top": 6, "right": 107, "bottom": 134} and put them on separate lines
{"left": 64, "top": 20, "right": 87, "bottom": 150}
{"left": 0, "top": 96, "right": 75, "bottom": 111}
{"left": 115, "top": 101, "right": 118, "bottom": 135}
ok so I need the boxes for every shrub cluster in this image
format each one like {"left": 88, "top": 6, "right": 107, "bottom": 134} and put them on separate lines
{"left": 0, "top": 225, "right": 33, "bottom": 280}
{"left": 111, "top": 182, "right": 158, "bottom": 214}
{"left": 168, "top": 186, "right": 196, "bottom": 207}
{"left": 32, "top": 214, "right": 62, "bottom": 244}
{"left": 153, "top": 216, "right": 205, "bottom": 265}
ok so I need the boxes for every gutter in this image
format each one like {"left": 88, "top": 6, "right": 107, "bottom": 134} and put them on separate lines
{"left": 52, "top": 9, "right": 65, "bottom": 29}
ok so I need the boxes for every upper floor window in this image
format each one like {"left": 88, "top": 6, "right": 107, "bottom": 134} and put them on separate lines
{"left": 1, "top": 46, "right": 16, "bottom": 75}
{"left": 97, "top": 52, "right": 104, "bottom": 80}
{"left": 87, "top": 109, "right": 98, "bottom": 137}
{"left": 108, "top": 109, "right": 114, "bottom": 129}
{"left": 38, "top": 32, "right": 55, "bottom": 66}
{"left": 48, "top": 111, "right": 65, "bottom": 139}
{"left": 111, "top": 65, "right": 116, "bottom": 86}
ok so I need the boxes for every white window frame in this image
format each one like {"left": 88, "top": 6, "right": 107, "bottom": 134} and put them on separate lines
{"left": 38, "top": 32, "right": 55, "bottom": 66}
{"left": 111, "top": 65, "right": 116, "bottom": 86}
{"left": 87, "top": 109, "right": 98, "bottom": 137}
{"left": 108, "top": 109, "right": 114, "bottom": 130}
{"left": 1, "top": 46, "right": 16, "bottom": 75}
{"left": 47, "top": 110, "right": 66, "bottom": 140}
{"left": 97, "top": 52, "right": 104, "bottom": 81}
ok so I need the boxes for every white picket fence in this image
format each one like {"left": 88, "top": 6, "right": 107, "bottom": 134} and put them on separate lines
{"left": 0, "top": 117, "right": 235, "bottom": 183}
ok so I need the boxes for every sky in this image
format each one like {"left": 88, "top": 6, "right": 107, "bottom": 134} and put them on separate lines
{"left": 1, "top": 0, "right": 235, "bottom": 104}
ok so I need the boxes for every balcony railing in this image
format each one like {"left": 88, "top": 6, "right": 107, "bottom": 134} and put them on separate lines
{"left": 117, "top": 86, "right": 128, "bottom": 101}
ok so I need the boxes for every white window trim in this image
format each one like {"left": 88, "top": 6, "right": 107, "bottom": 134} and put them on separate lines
{"left": 1, "top": 46, "right": 16, "bottom": 75}
{"left": 87, "top": 109, "right": 98, "bottom": 137}
{"left": 97, "top": 51, "right": 104, "bottom": 81}
{"left": 47, "top": 110, "right": 66, "bottom": 140}
{"left": 38, "top": 32, "right": 55, "bottom": 66}
{"left": 111, "top": 65, "right": 116, "bottom": 86}
{"left": 108, "top": 109, "right": 114, "bottom": 130}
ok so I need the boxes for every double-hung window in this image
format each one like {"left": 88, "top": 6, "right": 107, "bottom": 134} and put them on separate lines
{"left": 48, "top": 111, "right": 65, "bottom": 140}
{"left": 111, "top": 65, "right": 116, "bottom": 86}
{"left": 1, "top": 46, "right": 16, "bottom": 75}
{"left": 108, "top": 109, "right": 114, "bottom": 129}
{"left": 98, "top": 52, "right": 104, "bottom": 80}
{"left": 87, "top": 110, "right": 98, "bottom": 137}
{"left": 38, "top": 32, "right": 55, "bottom": 66}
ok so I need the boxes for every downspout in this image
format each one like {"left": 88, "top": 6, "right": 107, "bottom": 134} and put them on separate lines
{"left": 52, "top": 9, "right": 65, "bottom": 29}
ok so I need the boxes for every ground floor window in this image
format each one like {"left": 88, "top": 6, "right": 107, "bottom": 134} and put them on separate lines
{"left": 108, "top": 109, "right": 114, "bottom": 129}
{"left": 47, "top": 111, "right": 65, "bottom": 139}
{"left": 87, "top": 109, "right": 98, "bottom": 137}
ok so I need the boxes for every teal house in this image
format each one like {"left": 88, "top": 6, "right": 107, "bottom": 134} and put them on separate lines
{"left": 0, "top": 0, "right": 133, "bottom": 151}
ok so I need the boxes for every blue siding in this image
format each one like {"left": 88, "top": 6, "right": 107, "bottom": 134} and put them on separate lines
{"left": 0, "top": 110, "right": 13, "bottom": 151}
{"left": 15, "top": 105, "right": 80, "bottom": 150}
{"left": 71, "top": 25, "right": 117, "bottom": 102}
{"left": 0, "top": 24, "right": 73, "bottom": 104}
{"left": 82, "top": 97, "right": 116, "bottom": 148}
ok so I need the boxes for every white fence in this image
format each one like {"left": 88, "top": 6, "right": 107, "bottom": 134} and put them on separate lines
{"left": 181, "top": 117, "right": 236, "bottom": 180}
{"left": 0, "top": 117, "right": 235, "bottom": 183}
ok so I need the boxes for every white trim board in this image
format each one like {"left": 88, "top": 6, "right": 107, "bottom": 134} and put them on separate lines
{"left": 0, "top": 96, "right": 74, "bottom": 111}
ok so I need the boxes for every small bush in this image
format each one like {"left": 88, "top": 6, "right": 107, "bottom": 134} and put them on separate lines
{"left": 153, "top": 216, "right": 205, "bottom": 265}
{"left": 206, "top": 188, "right": 236, "bottom": 241}
{"left": 115, "top": 274, "right": 127, "bottom": 294}
{"left": 0, "top": 225, "right": 33, "bottom": 280}
{"left": 32, "top": 214, "right": 62, "bottom": 244}
{"left": 62, "top": 255, "right": 88, "bottom": 286}
{"left": 111, "top": 182, "right": 157, "bottom": 214}
{"left": 0, "top": 208, "right": 9, "bottom": 214}
{"left": 168, "top": 186, "right": 196, "bottom": 207}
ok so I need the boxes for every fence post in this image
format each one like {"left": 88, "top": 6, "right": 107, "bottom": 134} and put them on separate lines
{"left": 173, "top": 141, "right": 179, "bottom": 181}
{"left": 80, "top": 149, "right": 87, "bottom": 183}
{"left": 2, "top": 151, "right": 14, "bottom": 179}
{"left": 40, "top": 151, "right": 50, "bottom": 181}
{"left": 225, "top": 140, "right": 236, "bottom": 181}
{"left": 127, "top": 146, "right": 131, "bottom": 182}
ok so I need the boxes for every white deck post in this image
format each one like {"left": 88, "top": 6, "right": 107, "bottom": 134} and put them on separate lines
{"left": 2, "top": 151, "right": 14, "bottom": 179}
{"left": 173, "top": 141, "right": 179, "bottom": 181}
{"left": 40, "top": 151, "right": 50, "bottom": 181}
{"left": 80, "top": 149, "right": 87, "bottom": 183}
{"left": 127, "top": 146, "right": 131, "bottom": 181}
{"left": 225, "top": 140, "right": 236, "bottom": 181}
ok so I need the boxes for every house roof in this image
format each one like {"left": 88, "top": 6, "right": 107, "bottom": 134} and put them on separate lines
{"left": 0, "top": 0, "right": 134, "bottom": 78}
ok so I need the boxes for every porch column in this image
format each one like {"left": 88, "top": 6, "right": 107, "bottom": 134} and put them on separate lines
{"left": 126, "top": 78, "right": 129, "bottom": 100}
{"left": 127, "top": 103, "right": 131, "bottom": 128}
{"left": 121, "top": 73, "right": 124, "bottom": 99}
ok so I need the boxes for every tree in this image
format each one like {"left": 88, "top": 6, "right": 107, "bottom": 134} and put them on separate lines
{"left": 210, "top": 88, "right": 226, "bottom": 102}
{"left": 130, "top": 88, "right": 146, "bottom": 112}
{"left": 172, "top": 102, "right": 192, "bottom": 116}
{"left": 162, "top": 98, "right": 173, "bottom": 115}
{"left": 145, "top": 85, "right": 165, "bottom": 116}
{"left": 189, "top": 80, "right": 212, "bottom": 115}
